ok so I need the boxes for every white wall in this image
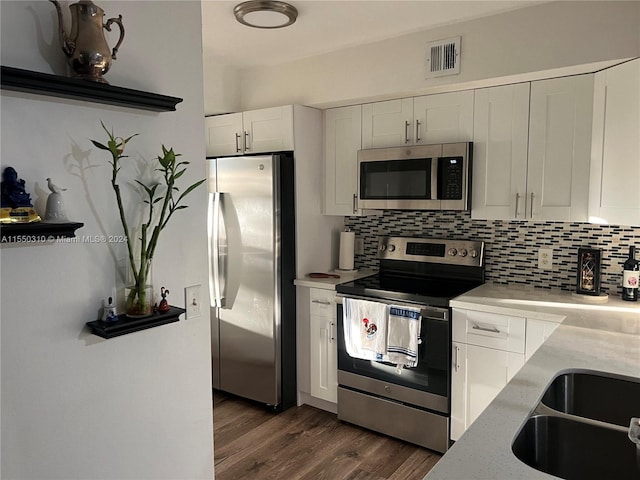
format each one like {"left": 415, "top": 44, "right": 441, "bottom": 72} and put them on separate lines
{"left": 1, "top": 1, "right": 214, "bottom": 479}
{"left": 231, "top": 0, "right": 640, "bottom": 111}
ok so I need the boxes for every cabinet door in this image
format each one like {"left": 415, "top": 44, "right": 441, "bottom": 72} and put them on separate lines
{"left": 590, "top": 58, "right": 640, "bottom": 226}
{"left": 450, "top": 341, "right": 467, "bottom": 441}
{"left": 525, "top": 319, "right": 559, "bottom": 361}
{"left": 309, "top": 314, "right": 337, "bottom": 403}
{"left": 527, "top": 75, "right": 594, "bottom": 221}
{"left": 414, "top": 90, "right": 474, "bottom": 144}
{"left": 471, "top": 83, "right": 530, "bottom": 220}
{"left": 362, "top": 98, "right": 414, "bottom": 148}
{"left": 242, "top": 105, "right": 294, "bottom": 154}
{"left": 309, "top": 289, "right": 337, "bottom": 403}
{"left": 466, "top": 344, "right": 524, "bottom": 429}
{"left": 205, "top": 113, "right": 243, "bottom": 157}
{"left": 324, "top": 106, "right": 362, "bottom": 215}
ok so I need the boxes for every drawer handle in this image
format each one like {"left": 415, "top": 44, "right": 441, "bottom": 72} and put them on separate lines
{"left": 312, "top": 300, "right": 332, "bottom": 305}
{"left": 472, "top": 323, "right": 501, "bottom": 334}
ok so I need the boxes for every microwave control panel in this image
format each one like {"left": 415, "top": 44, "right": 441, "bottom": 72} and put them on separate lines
{"left": 439, "top": 157, "right": 463, "bottom": 200}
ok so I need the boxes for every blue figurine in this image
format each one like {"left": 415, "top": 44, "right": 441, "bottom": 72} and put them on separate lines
{"left": 1, "top": 167, "right": 33, "bottom": 208}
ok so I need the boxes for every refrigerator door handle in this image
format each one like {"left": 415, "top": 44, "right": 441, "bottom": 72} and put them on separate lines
{"left": 208, "top": 192, "right": 224, "bottom": 307}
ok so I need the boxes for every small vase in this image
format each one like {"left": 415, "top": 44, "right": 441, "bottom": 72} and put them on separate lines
{"left": 125, "top": 260, "right": 154, "bottom": 318}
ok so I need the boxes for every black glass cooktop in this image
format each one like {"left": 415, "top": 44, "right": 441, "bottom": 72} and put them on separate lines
{"left": 336, "top": 273, "right": 483, "bottom": 307}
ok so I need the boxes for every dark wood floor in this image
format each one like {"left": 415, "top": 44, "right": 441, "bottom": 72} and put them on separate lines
{"left": 213, "top": 390, "right": 442, "bottom": 480}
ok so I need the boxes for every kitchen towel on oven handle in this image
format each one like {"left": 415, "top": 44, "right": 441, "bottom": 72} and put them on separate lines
{"left": 343, "top": 297, "right": 388, "bottom": 361}
{"left": 384, "top": 305, "right": 422, "bottom": 370}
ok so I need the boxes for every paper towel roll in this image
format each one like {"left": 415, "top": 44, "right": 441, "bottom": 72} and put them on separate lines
{"left": 339, "top": 231, "right": 355, "bottom": 271}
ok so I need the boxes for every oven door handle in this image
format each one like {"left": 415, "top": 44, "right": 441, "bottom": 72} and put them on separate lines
{"left": 335, "top": 294, "right": 448, "bottom": 321}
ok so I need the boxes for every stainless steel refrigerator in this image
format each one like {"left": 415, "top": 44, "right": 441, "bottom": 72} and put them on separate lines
{"left": 207, "top": 153, "right": 296, "bottom": 411}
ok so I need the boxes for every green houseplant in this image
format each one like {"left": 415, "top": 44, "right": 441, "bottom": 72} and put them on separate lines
{"left": 92, "top": 122, "right": 205, "bottom": 317}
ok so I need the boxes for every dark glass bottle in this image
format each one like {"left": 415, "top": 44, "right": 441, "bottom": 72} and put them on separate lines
{"left": 622, "top": 246, "right": 639, "bottom": 301}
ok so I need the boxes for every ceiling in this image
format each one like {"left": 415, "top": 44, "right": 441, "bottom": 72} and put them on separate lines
{"left": 201, "top": 0, "right": 545, "bottom": 69}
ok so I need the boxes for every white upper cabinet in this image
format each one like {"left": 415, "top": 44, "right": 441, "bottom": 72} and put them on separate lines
{"left": 527, "top": 75, "right": 594, "bottom": 221}
{"left": 413, "top": 90, "right": 474, "bottom": 144}
{"left": 590, "top": 58, "right": 640, "bottom": 226}
{"left": 472, "top": 83, "right": 530, "bottom": 220}
{"left": 205, "top": 105, "right": 294, "bottom": 156}
{"left": 472, "top": 75, "right": 594, "bottom": 221}
{"left": 361, "top": 91, "right": 474, "bottom": 149}
{"left": 205, "top": 112, "right": 243, "bottom": 156}
{"left": 362, "top": 98, "right": 414, "bottom": 148}
{"left": 323, "top": 105, "right": 365, "bottom": 216}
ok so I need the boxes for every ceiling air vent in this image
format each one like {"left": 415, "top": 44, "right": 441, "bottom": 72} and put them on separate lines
{"left": 426, "top": 36, "right": 461, "bottom": 78}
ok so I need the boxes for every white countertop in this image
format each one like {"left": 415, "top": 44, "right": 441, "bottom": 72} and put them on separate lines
{"left": 425, "top": 282, "right": 640, "bottom": 480}
{"left": 294, "top": 268, "right": 377, "bottom": 290}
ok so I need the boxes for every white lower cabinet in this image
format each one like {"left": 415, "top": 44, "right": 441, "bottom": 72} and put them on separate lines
{"left": 309, "top": 288, "right": 338, "bottom": 403}
{"left": 451, "top": 308, "right": 561, "bottom": 441}
{"left": 451, "top": 308, "right": 526, "bottom": 441}
{"left": 525, "top": 318, "right": 560, "bottom": 362}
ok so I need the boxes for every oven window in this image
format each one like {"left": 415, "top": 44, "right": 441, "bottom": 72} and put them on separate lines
{"left": 360, "top": 158, "right": 432, "bottom": 200}
{"left": 337, "top": 304, "right": 449, "bottom": 398}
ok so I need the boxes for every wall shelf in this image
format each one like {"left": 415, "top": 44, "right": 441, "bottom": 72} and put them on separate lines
{"left": 1, "top": 221, "right": 84, "bottom": 243}
{"left": 0, "top": 66, "right": 183, "bottom": 112}
{"left": 87, "top": 306, "right": 186, "bottom": 339}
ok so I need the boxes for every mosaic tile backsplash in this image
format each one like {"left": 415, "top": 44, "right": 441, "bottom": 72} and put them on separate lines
{"left": 345, "top": 211, "right": 640, "bottom": 296}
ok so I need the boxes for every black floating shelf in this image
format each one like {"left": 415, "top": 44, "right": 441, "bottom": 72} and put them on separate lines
{"left": 1, "top": 221, "right": 84, "bottom": 243}
{"left": 1, "top": 66, "right": 183, "bottom": 112}
{"left": 87, "top": 306, "right": 186, "bottom": 339}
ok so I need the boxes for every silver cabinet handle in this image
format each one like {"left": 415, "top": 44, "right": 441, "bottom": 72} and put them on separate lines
{"left": 235, "top": 133, "right": 241, "bottom": 153}
{"left": 415, "top": 119, "right": 421, "bottom": 143}
{"left": 311, "top": 300, "right": 331, "bottom": 305}
{"left": 353, "top": 193, "right": 358, "bottom": 214}
{"left": 329, "top": 321, "right": 335, "bottom": 343}
{"left": 244, "top": 131, "right": 250, "bottom": 151}
{"left": 472, "top": 323, "right": 500, "bottom": 334}
{"left": 404, "top": 121, "right": 411, "bottom": 143}
{"left": 530, "top": 192, "right": 535, "bottom": 218}
{"left": 515, "top": 193, "right": 520, "bottom": 218}
{"left": 454, "top": 345, "right": 460, "bottom": 372}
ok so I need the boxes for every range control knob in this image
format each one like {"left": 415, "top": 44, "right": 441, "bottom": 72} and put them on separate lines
{"left": 448, "top": 248, "right": 458, "bottom": 256}
{"left": 470, "top": 249, "right": 479, "bottom": 258}
{"left": 379, "top": 244, "right": 387, "bottom": 252}
{"left": 388, "top": 244, "right": 396, "bottom": 252}
{"left": 459, "top": 248, "right": 468, "bottom": 257}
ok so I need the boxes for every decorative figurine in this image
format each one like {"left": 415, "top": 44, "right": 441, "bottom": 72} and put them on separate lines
{"left": 158, "top": 287, "right": 170, "bottom": 312}
{"left": 0, "top": 166, "right": 41, "bottom": 223}
{"left": 43, "top": 177, "right": 70, "bottom": 223}
{"left": 102, "top": 296, "right": 118, "bottom": 322}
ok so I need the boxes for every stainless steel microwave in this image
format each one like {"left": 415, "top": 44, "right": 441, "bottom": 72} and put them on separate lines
{"left": 357, "top": 142, "right": 472, "bottom": 211}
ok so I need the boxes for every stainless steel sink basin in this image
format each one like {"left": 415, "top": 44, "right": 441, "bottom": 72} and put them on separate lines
{"left": 512, "top": 415, "right": 639, "bottom": 480}
{"left": 541, "top": 371, "right": 640, "bottom": 427}
{"left": 512, "top": 369, "right": 640, "bottom": 479}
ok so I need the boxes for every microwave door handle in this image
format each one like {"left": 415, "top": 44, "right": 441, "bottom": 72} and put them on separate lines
{"left": 431, "top": 158, "right": 439, "bottom": 200}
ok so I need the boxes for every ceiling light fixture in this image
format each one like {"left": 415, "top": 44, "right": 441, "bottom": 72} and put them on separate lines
{"left": 234, "top": 0, "right": 298, "bottom": 29}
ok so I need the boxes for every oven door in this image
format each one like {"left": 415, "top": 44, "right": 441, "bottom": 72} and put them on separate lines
{"left": 336, "top": 296, "right": 450, "bottom": 414}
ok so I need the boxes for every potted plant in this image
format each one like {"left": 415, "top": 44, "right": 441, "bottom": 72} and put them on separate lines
{"left": 91, "top": 122, "right": 204, "bottom": 317}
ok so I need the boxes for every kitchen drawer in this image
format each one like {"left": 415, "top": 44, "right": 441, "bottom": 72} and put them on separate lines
{"left": 310, "top": 288, "right": 336, "bottom": 317}
{"left": 453, "top": 308, "right": 525, "bottom": 354}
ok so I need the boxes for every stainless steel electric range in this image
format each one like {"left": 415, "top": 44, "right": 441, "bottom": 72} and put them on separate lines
{"left": 335, "top": 236, "right": 485, "bottom": 453}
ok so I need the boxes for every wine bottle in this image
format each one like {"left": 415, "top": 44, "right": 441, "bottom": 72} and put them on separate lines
{"left": 622, "top": 246, "right": 639, "bottom": 301}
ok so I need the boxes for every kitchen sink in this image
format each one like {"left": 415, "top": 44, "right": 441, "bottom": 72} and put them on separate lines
{"left": 512, "top": 369, "right": 640, "bottom": 480}
{"left": 541, "top": 371, "right": 640, "bottom": 427}
{"left": 512, "top": 415, "right": 639, "bottom": 480}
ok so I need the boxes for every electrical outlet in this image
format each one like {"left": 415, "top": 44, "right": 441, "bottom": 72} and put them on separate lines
{"left": 355, "top": 238, "right": 364, "bottom": 255}
{"left": 185, "top": 285, "right": 202, "bottom": 319}
{"left": 538, "top": 248, "right": 554, "bottom": 270}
